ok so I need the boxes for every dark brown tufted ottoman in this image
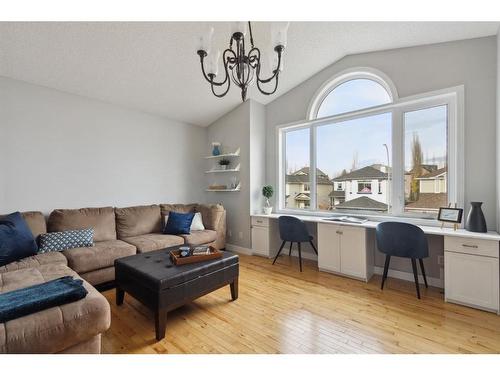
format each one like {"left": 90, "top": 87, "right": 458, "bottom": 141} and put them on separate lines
{"left": 114, "top": 246, "right": 239, "bottom": 340}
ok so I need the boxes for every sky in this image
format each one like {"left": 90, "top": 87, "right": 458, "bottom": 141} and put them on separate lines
{"left": 285, "top": 79, "right": 447, "bottom": 179}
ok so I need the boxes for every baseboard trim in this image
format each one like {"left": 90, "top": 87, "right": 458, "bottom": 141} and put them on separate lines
{"left": 373, "top": 266, "right": 444, "bottom": 288}
{"left": 225, "top": 243, "right": 253, "bottom": 255}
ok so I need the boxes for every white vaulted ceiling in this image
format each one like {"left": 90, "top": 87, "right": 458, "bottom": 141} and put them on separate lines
{"left": 0, "top": 22, "right": 498, "bottom": 126}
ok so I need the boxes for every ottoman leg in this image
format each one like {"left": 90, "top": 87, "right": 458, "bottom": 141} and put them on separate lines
{"left": 155, "top": 308, "right": 168, "bottom": 341}
{"left": 116, "top": 287, "right": 125, "bottom": 306}
{"left": 230, "top": 277, "right": 239, "bottom": 301}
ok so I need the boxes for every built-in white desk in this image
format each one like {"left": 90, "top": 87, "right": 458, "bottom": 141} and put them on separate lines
{"left": 250, "top": 213, "right": 500, "bottom": 314}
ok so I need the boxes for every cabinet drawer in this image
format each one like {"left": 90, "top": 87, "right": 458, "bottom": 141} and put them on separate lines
{"left": 251, "top": 217, "right": 270, "bottom": 227}
{"left": 444, "top": 236, "right": 499, "bottom": 258}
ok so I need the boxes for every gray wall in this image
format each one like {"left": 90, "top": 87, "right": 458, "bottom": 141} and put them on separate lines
{"left": 249, "top": 100, "right": 267, "bottom": 214}
{"left": 0, "top": 76, "right": 207, "bottom": 214}
{"left": 206, "top": 101, "right": 252, "bottom": 248}
{"left": 206, "top": 99, "right": 267, "bottom": 249}
{"left": 266, "top": 36, "right": 498, "bottom": 229}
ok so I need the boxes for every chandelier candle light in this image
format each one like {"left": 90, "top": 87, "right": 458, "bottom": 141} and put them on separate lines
{"left": 197, "top": 22, "right": 289, "bottom": 101}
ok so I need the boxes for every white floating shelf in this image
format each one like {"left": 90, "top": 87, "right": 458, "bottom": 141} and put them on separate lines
{"left": 205, "top": 188, "right": 241, "bottom": 192}
{"left": 204, "top": 148, "right": 240, "bottom": 159}
{"left": 205, "top": 164, "right": 241, "bottom": 173}
{"left": 205, "top": 169, "right": 240, "bottom": 173}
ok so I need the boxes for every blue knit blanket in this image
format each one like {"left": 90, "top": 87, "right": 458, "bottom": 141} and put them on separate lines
{"left": 0, "top": 276, "right": 88, "bottom": 323}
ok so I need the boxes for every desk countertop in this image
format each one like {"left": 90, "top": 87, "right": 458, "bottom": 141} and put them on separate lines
{"left": 252, "top": 213, "right": 500, "bottom": 241}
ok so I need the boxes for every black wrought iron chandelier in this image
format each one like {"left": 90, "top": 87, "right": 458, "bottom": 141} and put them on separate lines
{"left": 197, "top": 22, "right": 289, "bottom": 101}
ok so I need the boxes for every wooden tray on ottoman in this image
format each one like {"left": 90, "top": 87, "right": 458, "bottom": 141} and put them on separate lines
{"left": 169, "top": 246, "right": 222, "bottom": 265}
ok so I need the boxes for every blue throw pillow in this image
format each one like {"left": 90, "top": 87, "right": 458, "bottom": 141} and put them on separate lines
{"left": 0, "top": 212, "right": 38, "bottom": 267}
{"left": 39, "top": 229, "right": 94, "bottom": 253}
{"left": 164, "top": 212, "right": 195, "bottom": 235}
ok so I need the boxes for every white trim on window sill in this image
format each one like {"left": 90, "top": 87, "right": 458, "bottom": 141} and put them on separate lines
{"left": 274, "top": 208, "right": 451, "bottom": 228}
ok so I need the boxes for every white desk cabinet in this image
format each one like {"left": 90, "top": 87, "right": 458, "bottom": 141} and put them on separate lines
{"left": 251, "top": 217, "right": 270, "bottom": 257}
{"left": 444, "top": 236, "right": 499, "bottom": 313}
{"left": 318, "top": 223, "right": 373, "bottom": 281}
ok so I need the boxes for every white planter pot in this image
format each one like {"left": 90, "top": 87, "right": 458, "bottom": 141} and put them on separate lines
{"left": 220, "top": 165, "right": 227, "bottom": 170}
{"left": 263, "top": 206, "right": 273, "bottom": 215}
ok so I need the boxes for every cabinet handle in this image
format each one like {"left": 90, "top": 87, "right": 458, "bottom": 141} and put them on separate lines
{"left": 256, "top": 220, "right": 263, "bottom": 223}
{"left": 462, "top": 244, "right": 478, "bottom": 249}
{"left": 336, "top": 230, "right": 343, "bottom": 235}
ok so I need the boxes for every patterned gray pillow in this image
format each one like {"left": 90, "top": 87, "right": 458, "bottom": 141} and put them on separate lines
{"left": 38, "top": 229, "right": 94, "bottom": 253}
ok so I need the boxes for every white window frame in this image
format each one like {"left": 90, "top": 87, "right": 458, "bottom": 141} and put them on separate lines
{"left": 276, "top": 81, "right": 464, "bottom": 226}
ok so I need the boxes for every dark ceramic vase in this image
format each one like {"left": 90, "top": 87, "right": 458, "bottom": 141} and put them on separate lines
{"left": 465, "top": 202, "right": 487, "bottom": 233}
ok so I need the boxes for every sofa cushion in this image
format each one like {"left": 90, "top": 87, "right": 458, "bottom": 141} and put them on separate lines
{"left": 160, "top": 203, "right": 196, "bottom": 227}
{"left": 195, "top": 204, "right": 224, "bottom": 230}
{"left": 39, "top": 229, "right": 94, "bottom": 253}
{"left": 0, "top": 211, "right": 47, "bottom": 239}
{"left": 48, "top": 207, "right": 116, "bottom": 242}
{"left": 180, "top": 230, "right": 217, "bottom": 246}
{"left": 0, "top": 264, "right": 110, "bottom": 353}
{"left": 62, "top": 240, "right": 136, "bottom": 274}
{"left": 122, "top": 233, "right": 184, "bottom": 253}
{"left": 79, "top": 267, "right": 115, "bottom": 286}
{"left": 0, "top": 252, "right": 67, "bottom": 274}
{"left": 0, "top": 212, "right": 38, "bottom": 267}
{"left": 164, "top": 211, "right": 195, "bottom": 235}
{"left": 164, "top": 212, "right": 205, "bottom": 232}
{"left": 115, "top": 205, "right": 162, "bottom": 239}
{"left": 20, "top": 212, "right": 47, "bottom": 239}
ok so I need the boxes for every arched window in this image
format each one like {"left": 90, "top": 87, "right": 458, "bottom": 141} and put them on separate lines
{"left": 316, "top": 79, "right": 392, "bottom": 118}
{"left": 279, "top": 67, "right": 460, "bottom": 220}
{"left": 308, "top": 69, "right": 398, "bottom": 120}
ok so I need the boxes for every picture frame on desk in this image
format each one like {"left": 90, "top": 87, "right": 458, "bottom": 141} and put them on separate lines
{"left": 438, "top": 207, "right": 463, "bottom": 223}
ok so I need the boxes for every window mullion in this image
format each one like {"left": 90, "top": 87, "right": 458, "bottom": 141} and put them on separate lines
{"left": 310, "top": 125, "right": 317, "bottom": 210}
{"left": 391, "top": 108, "right": 404, "bottom": 215}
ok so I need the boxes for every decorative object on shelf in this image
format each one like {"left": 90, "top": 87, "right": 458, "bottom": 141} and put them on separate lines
{"left": 230, "top": 176, "right": 238, "bottom": 189}
{"left": 196, "top": 22, "right": 289, "bottom": 101}
{"left": 211, "top": 142, "right": 221, "bottom": 156}
{"left": 208, "top": 184, "right": 227, "bottom": 190}
{"left": 438, "top": 203, "right": 463, "bottom": 231}
{"left": 218, "top": 158, "right": 231, "bottom": 170}
{"left": 204, "top": 147, "right": 240, "bottom": 159}
{"left": 262, "top": 185, "right": 274, "bottom": 215}
{"left": 465, "top": 202, "right": 487, "bottom": 233}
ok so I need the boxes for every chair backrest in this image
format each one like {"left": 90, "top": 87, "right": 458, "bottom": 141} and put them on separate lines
{"left": 278, "top": 216, "right": 311, "bottom": 243}
{"left": 376, "top": 221, "right": 429, "bottom": 259}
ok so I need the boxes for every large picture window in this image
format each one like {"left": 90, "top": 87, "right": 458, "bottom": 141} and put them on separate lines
{"left": 278, "top": 69, "right": 463, "bottom": 221}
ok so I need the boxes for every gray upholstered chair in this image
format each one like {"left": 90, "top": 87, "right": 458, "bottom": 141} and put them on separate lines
{"left": 376, "top": 222, "right": 429, "bottom": 299}
{"left": 272, "top": 216, "right": 317, "bottom": 272}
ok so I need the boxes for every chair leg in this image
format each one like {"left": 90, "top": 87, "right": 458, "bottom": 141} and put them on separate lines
{"left": 298, "top": 242, "right": 303, "bottom": 272}
{"left": 309, "top": 240, "right": 318, "bottom": 255}
{"left": 381, "top": 255, "right": 391, "bottom": 290}
{"left": 411, "top": 258, "right": 421, "bottom": 299}
{"left": 289, "top": 242, "right": 293, "bottom": 256}
{"left": 272, "top": 241, "right": 286, "bottom": 265}
{"left": 419, "top": 259, "right": 428, "bottom": 288}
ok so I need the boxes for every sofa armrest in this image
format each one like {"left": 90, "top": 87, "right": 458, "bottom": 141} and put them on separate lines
{"left": 196, "top": 204, "right": 226, "bottom": 249}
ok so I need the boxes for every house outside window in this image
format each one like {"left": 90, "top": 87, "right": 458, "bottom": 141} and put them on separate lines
{"left": 278, "top": 68, "right": 463, "bottom": 220}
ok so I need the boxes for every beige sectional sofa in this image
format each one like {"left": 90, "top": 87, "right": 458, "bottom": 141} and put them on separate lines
{"left": 0, "top": 203, "right": 226, "bottom": 354}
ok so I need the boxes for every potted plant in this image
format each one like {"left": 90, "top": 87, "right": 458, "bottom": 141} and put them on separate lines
{"left": 262, "top": 185, "right": 274, "bottom": 215}
{"left": 218, "top": 159, "right": 231, "bottom": 170}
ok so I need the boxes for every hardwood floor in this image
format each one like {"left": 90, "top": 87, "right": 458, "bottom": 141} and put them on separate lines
{"left": 101, "top": 254, "right": 500, "bottom": 354}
